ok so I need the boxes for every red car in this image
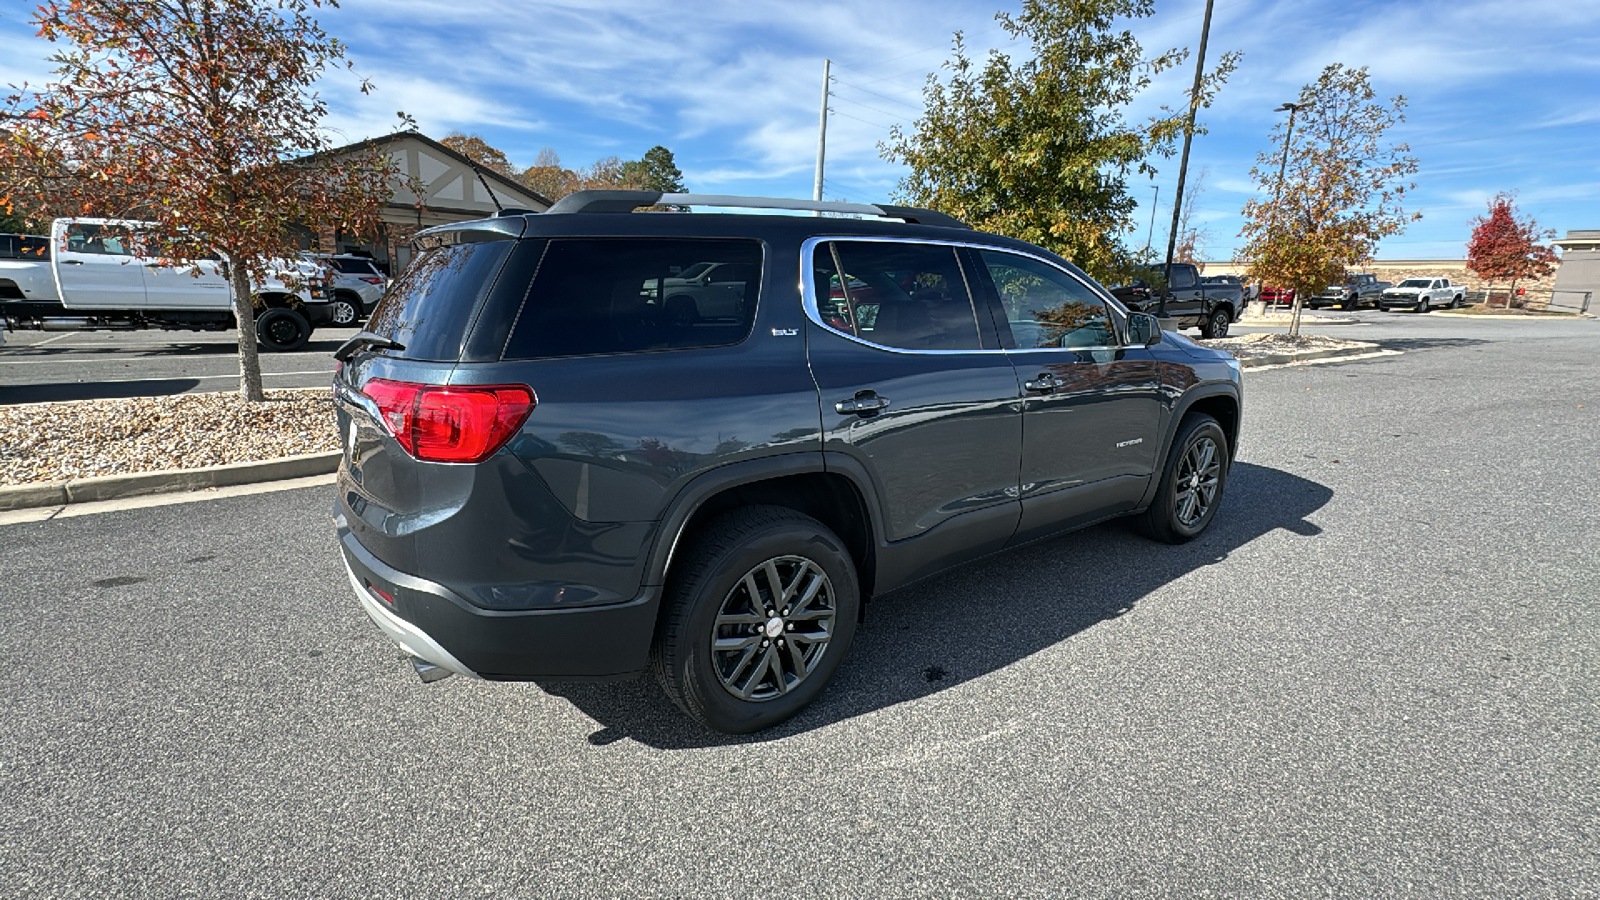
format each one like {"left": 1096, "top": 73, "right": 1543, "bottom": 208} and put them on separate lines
{"left": 1259, "top": 286, "right": 1295, "bottom": 308}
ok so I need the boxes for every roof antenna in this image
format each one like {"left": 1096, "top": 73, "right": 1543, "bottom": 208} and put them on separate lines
{"left": 472, "top": 166, "right": 504, "bottom": 213}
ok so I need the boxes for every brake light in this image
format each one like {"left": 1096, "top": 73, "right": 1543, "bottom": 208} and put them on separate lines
{"left": 361, "top": 378, "right": 535, "bottom": 463}
{"left": 359, "top": 276, "right": 384, "bottom": 285}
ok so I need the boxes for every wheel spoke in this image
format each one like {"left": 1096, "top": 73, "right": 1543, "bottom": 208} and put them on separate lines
{"left": 714, "top": 634, "right": 761, "bottom": 652}
{"left": 761, "top": 561, "right": 785, "bottom": 608}
{"left": 725, "top": 643, "right": 762, "bottom": 689}
{"left": 787, "top": 570, "right": 825, "bottom": 616}
{"left": 741, "top": 572, "right": 763, "bottom": 610}
{"left": 715, "top": 612, "right": 764, "bottom": 627}
{"left": 765, "top": 646, "right": 789, "bottom": 695}
{"left": 785, "top": 639, "right": 810, "bottom": 678}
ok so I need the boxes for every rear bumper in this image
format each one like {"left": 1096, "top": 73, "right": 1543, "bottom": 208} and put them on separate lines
{"left": 338, "top": 526, "right": 661, "bottom": 681}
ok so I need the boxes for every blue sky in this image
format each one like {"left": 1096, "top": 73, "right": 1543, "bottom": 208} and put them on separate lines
{"left": 3, "top": 0, "right": 1597, "bottom": 260}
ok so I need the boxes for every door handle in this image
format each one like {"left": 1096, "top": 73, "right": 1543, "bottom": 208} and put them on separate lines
{"left": 835, "top": 391, "right": 890, "bottom": 416}
{"left": 1024, "top": 373, "right": 1060, "bottom": 393}
{"left": 60, "top": 259, "right": 83, "bottom": 265}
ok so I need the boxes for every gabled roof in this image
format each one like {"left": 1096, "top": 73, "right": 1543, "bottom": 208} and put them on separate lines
{"left": 314, "top": 130, "right": 553, "bottom": 210}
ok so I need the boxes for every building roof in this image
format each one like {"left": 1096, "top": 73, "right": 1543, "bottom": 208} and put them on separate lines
{"left": 312, "top": 131, "right": 553, "bottom": 213}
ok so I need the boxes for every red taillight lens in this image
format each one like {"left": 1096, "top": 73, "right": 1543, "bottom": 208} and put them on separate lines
{"left": 360, "top": 378, "right": 535, "bottom": 463}
{"left": 360, "top": 276, "right": 384, "bottom": 285}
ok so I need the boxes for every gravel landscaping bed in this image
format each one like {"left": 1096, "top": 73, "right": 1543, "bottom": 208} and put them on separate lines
{"left": 1235, "top": 311, "right": 1357, "bottom": 325}
{"left": 1205, "top": 332, "right": 1377, "bottom": 360}
{"left": 0, "top": 389, "right": 337, "bottom": 486}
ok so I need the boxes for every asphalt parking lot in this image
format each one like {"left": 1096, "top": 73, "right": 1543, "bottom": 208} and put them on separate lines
{"left": 1, "top": 312, "right": 1597, "bottom": 895}
{"left": 0, "top": 326, "right": 360, "bottom": 403}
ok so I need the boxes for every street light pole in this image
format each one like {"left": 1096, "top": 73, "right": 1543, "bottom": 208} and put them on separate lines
{"left": 1144, "top": 184, "right": 1159, "bottom": 253}
{"left": 1160, "top": 0, "right": 1216, "bottom": 319}
{"left": 1270, "top": 101, "right": 1308, "bottom": 330}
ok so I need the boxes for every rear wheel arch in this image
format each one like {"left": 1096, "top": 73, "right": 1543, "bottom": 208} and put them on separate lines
{"left": 648, "top": 458, "right": 879, "bottom": 605}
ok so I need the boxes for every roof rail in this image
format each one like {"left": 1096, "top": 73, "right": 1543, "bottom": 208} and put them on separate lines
{"left": 541, "top": 190, "right": 969, "bottom": 229}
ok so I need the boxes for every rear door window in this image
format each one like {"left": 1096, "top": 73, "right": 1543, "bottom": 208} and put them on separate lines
{"left": 501, "top": 238, "right": 761, "bottom": 360}
{"left": 364, "top": 238, "right": 516, "bottom": 361}
{"left": 812, "top": 240, "right": 984, "bottom": 351}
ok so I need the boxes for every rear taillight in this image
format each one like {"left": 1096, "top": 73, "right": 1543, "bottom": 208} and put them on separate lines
{"left": 359, "top": 276, "right": 384, "bottom": 285}
{"left": 361, "top": 378, "right": 535, "bottom": 463}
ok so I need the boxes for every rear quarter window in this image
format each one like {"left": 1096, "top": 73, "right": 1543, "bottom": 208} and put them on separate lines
{"left": 501, "top": 238, "right": 761, "bottom": 360}
{"left": 364, "top": 239, "right": 515, "bottom": 361}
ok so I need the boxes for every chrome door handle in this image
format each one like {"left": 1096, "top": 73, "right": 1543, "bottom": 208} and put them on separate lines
{"left": 835, "top": 392, "right": 890, "bottom": 416}
{"left": 1024, "top": 374, "right": 1060, "bottom": 393}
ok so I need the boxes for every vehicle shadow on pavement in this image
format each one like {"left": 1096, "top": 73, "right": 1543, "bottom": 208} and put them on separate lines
{"left": 548, "top": 461, "right": 1332, "bottom": 748}
{"left": 0, "top": 378, "right": 204, "bottom": 403}
{"left": 1367, "top": 336, "right": 1490, "bottom": 353}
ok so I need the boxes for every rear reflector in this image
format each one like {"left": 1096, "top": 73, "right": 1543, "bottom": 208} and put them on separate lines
{"left": 361, "top": 378, "right": 535, "bottom": 463}
{"left": 365, "top": 580, "right": 395, "bottom": 605}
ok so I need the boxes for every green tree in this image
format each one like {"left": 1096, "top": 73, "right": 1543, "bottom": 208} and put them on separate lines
{"left": 0, "top": 0, "right": 400, "bottom": 401}
{"left": 1236, "top": 64, "right": 1418, "bottom": 336}
{"left": 624, "top": 145, "right": 686, "bottom": 194}
{"left": 880, "top": 0, "right": 1238, "bottom": 283}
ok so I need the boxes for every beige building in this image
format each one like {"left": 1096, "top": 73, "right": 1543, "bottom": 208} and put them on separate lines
{"left": 1551, "top": 230, "right": 1599, "bottom": 309}
{"left": 304, "top": 131, "right": 551, "bottom": 274}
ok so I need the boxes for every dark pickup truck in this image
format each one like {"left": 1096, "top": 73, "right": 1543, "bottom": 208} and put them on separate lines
{"left": 1111, "top": 263, "right": 1242, "bottom": 339}
{"left": 1309, "top": 273, "right": 1390, "bottom": 310}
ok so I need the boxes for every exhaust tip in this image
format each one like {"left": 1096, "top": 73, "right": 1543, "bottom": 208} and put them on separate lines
{"left": 410, "top": 656, "right": 454, "bottom": 684}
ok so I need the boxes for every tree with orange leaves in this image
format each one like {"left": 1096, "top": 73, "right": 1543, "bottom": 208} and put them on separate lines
{"left": 0, "top": 0, "right": 403, "bottom": 401}
{"left": 1466, "top": 193, "right": 1558, "bottom": 308}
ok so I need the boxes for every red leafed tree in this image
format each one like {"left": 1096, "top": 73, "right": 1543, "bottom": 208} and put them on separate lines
{"left": 1466, "top": 193, "right": 1559, "bottom": 308}
{"left": 0, "top": 0, "right": 403, "bottom": 401}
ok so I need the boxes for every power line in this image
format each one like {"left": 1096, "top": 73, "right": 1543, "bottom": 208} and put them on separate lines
{"left": 830, "top": 93, "right": 914, "bottom": 124}
{"left": 831, "top": 78, "right": 924, "bottom": 113}
{"left": 830, "top": 109, "right": 895, "bottom": 131}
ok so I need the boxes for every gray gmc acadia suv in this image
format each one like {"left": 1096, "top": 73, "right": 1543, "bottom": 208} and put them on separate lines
{"left": 332, "top": 191, "right": 1243, "bottom": 733}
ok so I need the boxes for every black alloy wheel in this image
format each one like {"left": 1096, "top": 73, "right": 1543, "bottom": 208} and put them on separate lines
{"left": 256, "top": 306, "right": 310, "bottom": 352}
{"left": 1136, "top": 413, "right": 1229, "bottom": 544}
{"left": 653, "top": 506, "right": 859, "bottom": 733}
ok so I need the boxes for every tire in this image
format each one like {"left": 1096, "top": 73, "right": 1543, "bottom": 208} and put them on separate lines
{"left": 652, "top": 506, "right": 860, "bottom": 733}
{"left": 1416, "top": 296, "right": 1430, "bottom": 313}
{"left": 256, "top": 306, "right": 311, "bottom": 352}
{"left": 1451, "top": 295, "right": 1462, "bottom": 309}
{"left": 330, "top": 294, "right": 360, "bottom": 326}
{"left": 1340, "top": 293, "right": 1358, "bottom": 310}
{"left": 1136, "top": 413, "right": 1229, "bottom": 544}
{"left": 1199, "top": 308, "right": 1230, "bottom": 339}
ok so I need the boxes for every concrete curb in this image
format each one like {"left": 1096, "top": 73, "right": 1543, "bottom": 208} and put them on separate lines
{"left": 1428, "top": 311, "right": 1594, "bottom": 320}
{"left": 0, "top": 450, "right": 341, "bottom": 512}
{"left": 1236, "top": 316, "right": 1360, "bottom": 327}
{"left": 1237, "top": 344, "right": 1382, "bottom": 369}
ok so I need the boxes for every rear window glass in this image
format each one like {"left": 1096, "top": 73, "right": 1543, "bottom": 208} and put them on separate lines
{"left": 365, "top": 239, "right": 514, "bottom": 361}
{"left": 0, "top": 235, "right": 50, "bottom": 259}
{"left": 502, "top": 238, "right": 761, "bottom": 360}
{"left": 332, "top": 257, "right": 379, "bottom": 275}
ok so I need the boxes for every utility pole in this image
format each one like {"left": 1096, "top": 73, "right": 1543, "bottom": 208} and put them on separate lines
{"left": 1161, "top": 0, "right": 1215, "bottom": 318}
{"left": 813, "top": 58, "right": 831, "bottom": 214}
{"left": 1144, "top": 184, "right": 1160, "bottom": 253}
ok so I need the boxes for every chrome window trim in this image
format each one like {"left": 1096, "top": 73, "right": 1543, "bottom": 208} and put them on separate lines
{"left": 799, "top": 234, "right": 1135, "bottom": 356}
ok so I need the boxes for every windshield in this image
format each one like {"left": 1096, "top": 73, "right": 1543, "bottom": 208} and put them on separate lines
{"left": 1397, "top": 279, "right": 1431, "bottom": 288}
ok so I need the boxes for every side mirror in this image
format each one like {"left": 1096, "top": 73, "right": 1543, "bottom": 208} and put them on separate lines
{"left": 1127, "top": 312, "right": 1162, "bottom": 346}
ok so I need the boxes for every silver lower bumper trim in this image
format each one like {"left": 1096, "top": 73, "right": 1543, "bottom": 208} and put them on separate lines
{"left": 344, "top": 561, "right": 480, "bottom": 680}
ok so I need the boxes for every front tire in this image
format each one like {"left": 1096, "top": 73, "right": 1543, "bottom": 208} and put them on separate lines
{"left": 1136, "top": 414, "right": 1229, "bottom": 544}
{"left": 256, "top": 306, "right": 310, "bottom": 352}
{"left": 653, "top": 506, "right": 860, "bottom": 734}
{"left": 1416, "top": 296, "right": 1430, "bottom": 313}
{"left": 1199, "top": 308, "right": 1231, "bottom": 339}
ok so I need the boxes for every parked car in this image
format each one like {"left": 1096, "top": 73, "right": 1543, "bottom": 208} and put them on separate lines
{"left": 1259, "top": 286, "right": 1295, "bottom": 308}
{"left": 1379, "top": 277, "right": 1465, "bottom": 312}
{"left": 1109, "top": 262, "right": 1242, "bottom": 338}
{"left": 304, "top": 253, "right": 388, "bottom": 326}
{"left": 333, "top": 190, "right": 1244, "bottom": 733}
{"left": 1310, "top": 273, "right": 1391, "bottom": 310}
{"left": 0, "top": 218, "right": 334, "bottom": 350}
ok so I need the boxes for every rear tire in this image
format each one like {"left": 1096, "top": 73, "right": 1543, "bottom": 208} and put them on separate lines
{"left": 653, "top": 506, "right": 860, "bottom": 734}
{"left": 330, "top": 293, "right": 360, "bottom": 326}
{"left": 1199, "top": 308, "right": 1231, "bottom": 339}
{"left": 256, "top": 307, "right": 310, "bottom": 352}
{"left": 1136, "top": 414, "right": 1229, "bottom": 545}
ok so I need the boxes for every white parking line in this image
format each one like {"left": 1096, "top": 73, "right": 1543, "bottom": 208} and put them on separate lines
{"left": 1, "top": 351, "right": 332, "bottom": 364}
{"left": 18, "top": 370, "right": 338, "bottom": 385}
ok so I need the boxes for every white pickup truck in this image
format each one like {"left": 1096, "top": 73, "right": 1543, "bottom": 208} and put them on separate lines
{"left": 1379, "top": 277, "right": 1466, "bottom": 313}
{"left": 0, "top": 218, "right": 336, "bottom": 350}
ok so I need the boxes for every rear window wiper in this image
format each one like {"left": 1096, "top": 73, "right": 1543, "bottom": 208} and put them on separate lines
{"left": 334, "top": 330, "right": 406, "bottom": 362}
